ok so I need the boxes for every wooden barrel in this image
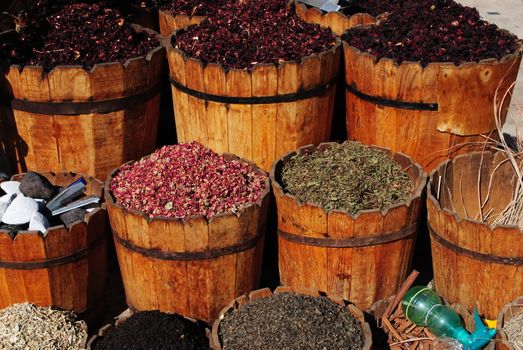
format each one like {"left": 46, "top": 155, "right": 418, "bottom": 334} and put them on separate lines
{"left": 105, "top": 155, "right": 270, "bottom": 323}
{"left": 493, "top": 296, "right": 523, "bottom": 350}
{"left": 0, "top": 172, "right": 108, "bottom": 315}
{"left": 159, "top": 10, "right": 205, "bottom": 35}
{"left": 4, "top": 26, "right": 165, "bottom": 180}
{"left": 427, "top": 151, "right": 523, "bottom": 319}
{"left": 294, "top": 1, "right": 378, "bottom": 36}
{"left": 166, "top": 36, "right": 341, "bottom": 172}
{"left": 87, "top": 308, "right": 210, "bottom": 349}
{"left": 344, "top": 41, "right": 523, "bottom": 172}
{"left": 210, "top": 286, "right": 373, "bottom": 349}
{"left": 270, "top": 142, "right": 427, "bottom": 310}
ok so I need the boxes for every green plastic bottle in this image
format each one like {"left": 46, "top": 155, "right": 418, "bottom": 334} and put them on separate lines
{"left": 402, "top": 286, "right": 496, "bottom": 350}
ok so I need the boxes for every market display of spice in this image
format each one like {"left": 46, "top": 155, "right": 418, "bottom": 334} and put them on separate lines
{"left": 92, "top": 311, "right": 208, "bottom": 350}
{"left": 0, "top": 0, "right": 522, "bottom": 349}
{"left": 0, "top": 1, "right": 159, "bottom": 71}
{"left": 110, "top": 142, "right": 266, "bottom": 218}
{"left": 0, "top": 303, "right": 87, "bottom": 350}
{"left": 173, "top": 0, "right": 337, "bottom": 69}
{"left": 342, "top": 0, "right": 519, "bottom": 65}
{"left": 281, "top": 142, "right": 414, "bottom": 214}
{"left": 218, "top": 292, "right": 365, "bottom": 350}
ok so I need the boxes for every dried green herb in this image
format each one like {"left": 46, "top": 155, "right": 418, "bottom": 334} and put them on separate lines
{"left": 281, "top": 142, "right": 414, "bottom": 214}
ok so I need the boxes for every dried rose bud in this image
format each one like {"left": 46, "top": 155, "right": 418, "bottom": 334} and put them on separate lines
{"left": 110, "top": 142, "right": 267, "bottom": 219}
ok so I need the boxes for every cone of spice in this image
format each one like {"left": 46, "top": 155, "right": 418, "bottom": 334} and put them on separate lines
{"left": 166, "top": 0, "right": 340, "bottom": 172}
{"left": 0, "top": 302, "right": 88, "bottom": 350}
{"left": 271, "top": 141, "right": 426, "bottom": 309}
{"left": 106, "top": 142, "right": 270, "bottom": 322}
{"left": 211, "top": 286, "right": 372, "bottom": 350}
{"left": 341, "top": 0, "right": 522, "bottom": 172}
{"left": 0, "top": 1, "right": 164, "bottom": 179}
{"left": 89, "top": 309, "right": 209, "bottom": 350}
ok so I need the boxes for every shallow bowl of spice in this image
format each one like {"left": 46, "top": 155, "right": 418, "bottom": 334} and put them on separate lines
{"left": 1, "top": 1, "right": 165, "bottom": 179}
{"left": 211, "top": 286, "right": 372, "bottom": 350}
{"left": 0, "top": 171, "right": 108, "bottom": 320}
{"left": 105, "top": 141, "right": 270, "bottom": 323}
{"left": 341, "top": 0, "right": 522, "bottom": 172}
{"left": 165, "top": 0, "right": 340, "bottom": 172}
{"left": 87, "top": 308, "right": 209, "bottom": 350}
{"left": 270, "top": 141, "right": 427, "bottom": 309}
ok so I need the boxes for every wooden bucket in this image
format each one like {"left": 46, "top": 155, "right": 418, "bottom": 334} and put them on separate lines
{"left": 159, "top": 9, "right": 205, "bottom": 36}
{"left": 210, "top": 286, "right": 373, "bottom": 349}
{"left": 427, "top": 151, "right": 523, "bottom": 319}
{"left": 294, "top": 1, "right": 378, "bottom": 36}
{"left": 4, "top": 26, "right": 165, "bottom": 180}
{"left": 87, "top": 308, "right": 210, "bottom": 349}
{"left": 344, "top": 41, "right": 523, "bottom": 172}
{"left": 0, "top": 172, "right": 108, "bottom": 315}
{"left": 270, "top": 142, "right": 427, "bottom": 310}
{"left": 493, "top": 296, "right": 523, "bottom": 350}
{"left": 105, "top": 155, "right": 270, "bottom": 323}
{"left": 166, "top": 35, "right": 341, "bottom": 172}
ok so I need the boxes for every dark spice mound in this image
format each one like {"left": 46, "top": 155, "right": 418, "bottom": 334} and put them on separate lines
{"left": 281, "top": 142, "right": 414, "bottom": 215}
{"left": 173, "top": 0, "right": 336, "bottom": 69}
{"left": 160, "top": 0, "right": 235, "bottom": 17}
{"left": 110, "top": 142, "right": 267, "bottom": 219}
{"left": 342, "top": 0, "right": 519, "bottom": 66}
{"left": 338, "top": 0, "right": 404, "bottom": 17}
{"left": 1, "top": 2, "right": 159, "bottom": 71}
{"left": 219, "top": 292, "right": 364, "bottom": 350}
{"left": 93, "top": 310, "right": 208, "bottom": 350}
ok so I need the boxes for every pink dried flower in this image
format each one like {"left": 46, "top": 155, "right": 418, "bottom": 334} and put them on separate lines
{"left": 110, "top": 142, "right": 267, "bottom": 219}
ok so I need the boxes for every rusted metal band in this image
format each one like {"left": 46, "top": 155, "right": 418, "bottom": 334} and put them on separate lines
{"left": 0, "top": 234, "right": 106, "bottom": 270}
{"left": 170, "top": 76, "right": 336, "bottom": 105}
{"left": 278, "top": 223, "right": 417, "bottom": 248}
{"left": 113, "top": 231, "right": 263, "bottom": 261}
{"left": 429, "top": 225, "right": 523, "bottom": 266}
{"left": 346, "top": 83, "right": 438, "bottom": 111}
{"left": 10, "top": 82, "right": 162, "bottom": 115}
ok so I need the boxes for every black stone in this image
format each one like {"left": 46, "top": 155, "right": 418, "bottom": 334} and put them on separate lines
{"left": 19, "top": 172, "right": 57, "bottom": 200}
{"left": 60, "top": 208, "right": 87, "bottom": 227}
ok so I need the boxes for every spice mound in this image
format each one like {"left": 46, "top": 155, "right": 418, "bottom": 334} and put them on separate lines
{"left": 281, "top": 142, "right": 414, "bottom": 214}
{"left": 93, "top": 310, "right": 208, "bottom": 350}
{"left": 160, "top": 0, "right": 235, "bottom": 17}
{"left": 0, "top": 302, "right": 87, "bottom": 350}
{"left": 342, "top": 0, "right": 519, "bottom": 66}
{"left": 1, "top": 2, "right": 159, "bottom": 71}
{"left": 173, "top": 0, "right": 336, "bottom": 69}
{"left": 219, "top": 292, "right": 365, "bottom": 350}
{"left": 110, "top": 142, "right": 267, "bottom": 219}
